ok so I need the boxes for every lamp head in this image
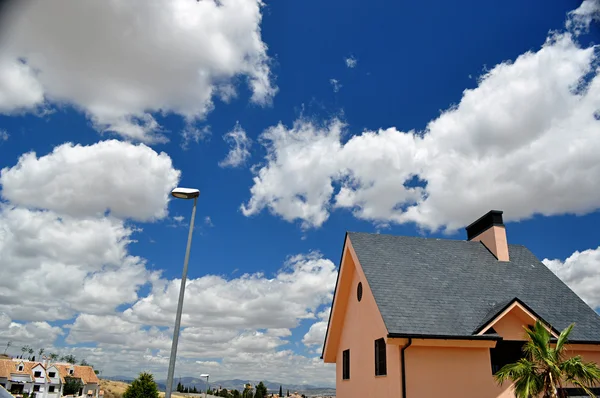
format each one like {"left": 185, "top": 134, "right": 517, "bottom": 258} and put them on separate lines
{"left": 171, "top": 187, "right": 200, "bottom": 199}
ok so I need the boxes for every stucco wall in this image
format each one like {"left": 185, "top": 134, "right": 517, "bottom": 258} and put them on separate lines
{"left": 336, "top": 246, "right": 402, "bottom": 398}
{"left": 405, "top": 345, "right": 513, "bottom": 398}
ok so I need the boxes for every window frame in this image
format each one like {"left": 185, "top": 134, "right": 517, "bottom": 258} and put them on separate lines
{"left": 33, "top": 385, "right": 41, "bottom": 392}
{"left": 375, "top": 337, "right": 387, "bottom": 376}
{"left": 342, "top": 349, "right": 350, "bottom": 380}
{"left": 48, "top": 371, "right": 56, "bottom": 378}
{"left": 49, "top": 386, "right": 56, "bottom": 393}
{"left": 34, "top": 371, "right": 42, "bottom": 378}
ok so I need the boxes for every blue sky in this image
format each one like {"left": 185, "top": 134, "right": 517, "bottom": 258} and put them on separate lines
{"left": 0, "top": 0, "right": 599, "bottom": 387}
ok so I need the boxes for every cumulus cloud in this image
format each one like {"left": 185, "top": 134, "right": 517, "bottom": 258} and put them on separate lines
{"left": 0, "top": 0, "right": 276, "bottom": 143}
{"left": 0, "top": 317, "right": 64, "bottom": 347}
{"left": 219, "top": 123, "right": 252, "bottom": 168}
{"left": 302, "top": 307, "right": 330, "bottom": 352}
{"left": 1, "top": 140, "right": 180, "bottom": 221}
{"left": 544, "top": 247, "right": 600, "bottom": 310}
{"left": 0, "top": 207, "right": 158, "bottom": 321}
{"left": 124, "top": 253, "right": 337, "bottom": 329}
{"left": 567, "top": 0, "right": 600, "bottom": 33}
{"left": 243, "top": 30, "right": 600, "bottom": 231}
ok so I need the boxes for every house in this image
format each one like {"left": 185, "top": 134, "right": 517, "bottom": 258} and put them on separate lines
{"left": 0, "top": 359, "right": 99, "bottom": 398}
{"left": 54, "top": 363, "right": 100, "bottom": 398}
{"left": 0, "top": 360, "right": 60, "bottom": 397}
{"left": 321, "top": 210, "right": 600, "bottom": 397}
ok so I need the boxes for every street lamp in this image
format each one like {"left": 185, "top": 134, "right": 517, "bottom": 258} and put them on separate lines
{"left": 165, "top": 187, "right": 200, "bottom": 398}
{"left": 200, "top": 374, "right": 209, "bottom": 397}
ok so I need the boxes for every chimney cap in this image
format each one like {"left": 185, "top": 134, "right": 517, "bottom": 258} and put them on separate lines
{"left": 465, "top": 210, "right": 504, "bottom": 240}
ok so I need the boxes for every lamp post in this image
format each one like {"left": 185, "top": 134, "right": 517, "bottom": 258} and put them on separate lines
{"left": 200, "top": 374, "right": 209, "bottom": 397}
{"left": 165, "top": 187, "right": 200, "bottom": 398}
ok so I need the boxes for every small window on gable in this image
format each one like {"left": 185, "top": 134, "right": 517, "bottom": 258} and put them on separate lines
{"left": 48, "top": 372, "right": 56, "bottom": 378}
{"left": 357, "top": 282, "right": 363, "bottom": 302}
{"left": 34, "top": 371, "right": 42, "bottom": 377}
{"left": 342, "top": 349, "right": 350, "bottom": 380}
{"left": 375, "top": 338, "right": 387, "bottom": 376}
{"left": 18, "top": 365, "right": 23, "bottom": 371}
{"left": 69, "top": 369, "right": 74, "bottom": 375}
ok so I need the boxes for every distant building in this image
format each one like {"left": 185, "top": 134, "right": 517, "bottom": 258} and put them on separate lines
{"left": 0, "top": 358, "right": 100, "bottom": 397}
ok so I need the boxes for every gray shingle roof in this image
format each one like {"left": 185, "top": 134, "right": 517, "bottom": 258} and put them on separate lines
{"left": 348, "top": 232, "right": 600, "bottom": 341}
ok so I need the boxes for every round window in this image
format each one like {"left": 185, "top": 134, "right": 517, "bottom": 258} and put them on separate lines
{"left": 357, "top": 282, "right": 363, "bottom": 302}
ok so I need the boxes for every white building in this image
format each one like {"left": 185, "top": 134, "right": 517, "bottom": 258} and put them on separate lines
{"left": 0, "top": 359, "right": 99, "bottom": 398}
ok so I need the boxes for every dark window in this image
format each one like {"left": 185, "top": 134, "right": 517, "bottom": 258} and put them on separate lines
{"left": 33, "top": 385, "right": 40, "bottom": 392}
{"left": 375, "top": 338, "right": 387, "bottom": 376}
{"left": 342, "top": 349, "right": 350, "bottom": 380}
{"left": 69, "top": 369, "right": 74, "bottom": 375}
{"left": 0, "top": 383, "right": 4, "bottom": 388}
{"left": 18, "top": 365, "right": 23, "bottom": 371}
{"left": 49, "top": 386, "right": 56, "bottom": 392}
{"left": 559, "top": 387, "right": 600, "bottom": 396}
{"left": 357, "top": 282, "right": 363, "bottom": 302}
{"left": 48, "top": 372, "right": 56, "bottom": 377}
{"left": 34, "top": 371, "right": 42, "bottom": 377}
{"left": 490, "top": 340, "right": 526, "bottom": 374}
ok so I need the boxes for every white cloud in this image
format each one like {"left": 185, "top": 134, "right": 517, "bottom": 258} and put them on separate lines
{"left": 329, "top": 79, "right": 342, "bottom": 93}
{"left": 302, "top": 307, "right": 330, "bottom": 353}
{"left": 544, "top": 247, "right": 600, "bottom": 310}
{"left": 181, "top": 125, "right": 211, "bottom": 150}
{"left": 205, "top": 216, "right": 214, "bottom": 227}
{"left": 124, "top": 253, "right": 337, "bottom": 330}
{"left": 0, "top": 0, "right": 276, "bottom": 143}
{"left": 345, "top": 56, "right": 357, "bottom": 68}
{"left": 0, "top": 206, "right": 158, "bottom": 321}
{"left": 0, "top": 129, "right": 8, "bottom": 141}
{"left": 0, "top": 58, "right": 45, "bottom": 113}
{"left": 567, "top": 0, "right": 600, "bottom": 34}
{"left": 219, "top": 123, "right": 252, "bottom": 168}
{"left": 0, "top": 315, "right": 63, "bottom": 347}
{"left": 1, "top": 140, "right": 180, "bottom": 221}
{"left": 241, "top": 119, "right": 344, "bottom": 229}
{"left": 243, "top": 31, "right": 600, "bottom": 231}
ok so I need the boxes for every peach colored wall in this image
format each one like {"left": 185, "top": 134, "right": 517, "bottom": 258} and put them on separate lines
{"left": 492, "top": 308, "right": 532, "bottom": 340}
{"left": 336, "top": 241, "right": 402, "bottom": 398}
{"left": 471, "top": 225, "right": 509, "bottom": 261}
{"left": 406, "top": 346, "right": 513, "bottom": 398}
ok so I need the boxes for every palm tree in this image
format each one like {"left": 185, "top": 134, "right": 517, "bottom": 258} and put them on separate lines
{"left": 495, "top": 320, "right": 600, "bottom": 397}
{"left": 38, "top": 348, "right": 45, "bottom": 359}
{"left": 21, "top": 345, "right": 30, "bottom": 357}
{"left": 3, "top": 341, "right": 11, "bottom": 355}
{"left": 48, "top": 353, "right": 59, "bottom": 362}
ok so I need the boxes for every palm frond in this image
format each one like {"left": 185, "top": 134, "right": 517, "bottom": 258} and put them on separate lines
{"left": 554, "top": 323, "right": 574, "bottom": 360}
{"left": 495, "top": 359, "right": 543, "bottom": 397}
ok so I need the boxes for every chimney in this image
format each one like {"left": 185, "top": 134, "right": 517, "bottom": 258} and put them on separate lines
{"left": 465, "top": 210, "right": 509, "bottom": 261}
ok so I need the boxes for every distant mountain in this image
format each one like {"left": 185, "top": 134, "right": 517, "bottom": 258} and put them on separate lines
{"left": 104, "top": 376, "right": 134, "bottom": 382}
{"left": 155, "top": 377, "right": 334, "bottom": 393}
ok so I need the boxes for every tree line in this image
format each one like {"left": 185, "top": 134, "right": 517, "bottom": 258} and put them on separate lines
{"left": 127, "top": 374, "right": 306, "bottom": 398}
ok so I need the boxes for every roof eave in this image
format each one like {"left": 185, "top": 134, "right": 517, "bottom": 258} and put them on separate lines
{"left": 387, "top": 332, "right": 502, "bottom": 341}
{"left": 320, "top": 232, "right": 349, "bottom": 360}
